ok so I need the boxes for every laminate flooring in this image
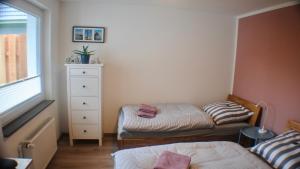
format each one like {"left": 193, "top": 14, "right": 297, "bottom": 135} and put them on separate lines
{"left": 47, "top": 135, "right": 117, "bottom": 169}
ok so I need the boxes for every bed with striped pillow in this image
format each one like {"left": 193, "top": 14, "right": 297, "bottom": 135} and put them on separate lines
{"left": 250, "top": 130, "right": 300, "bottom": 169}
{"left": 202, "top": 101, "right": 254, "bottom": 125}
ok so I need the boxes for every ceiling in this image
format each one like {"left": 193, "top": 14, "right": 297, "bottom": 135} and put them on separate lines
{"left": 60, "top": 0, "right": 295, "bottom": 16}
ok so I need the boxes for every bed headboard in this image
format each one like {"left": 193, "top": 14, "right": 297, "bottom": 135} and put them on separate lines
{"left": 227, "top": 95, "right": 262, "bottom": 126}
{"left": 287, "top": 120, "right": 300, "bottom": 132}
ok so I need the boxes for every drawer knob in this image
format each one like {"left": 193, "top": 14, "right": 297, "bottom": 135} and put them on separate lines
{"left": 82, "top": 85, "right": 86, "bottom": 88}
{"left": 83, "top": 116, "right": 87, "bottom": 119}
{"left": 82, "top": 102, "right": 86, "bottom": 105}
{"left": 83, "top": 130, "right": 87, "bottom": 133}
{"left": 82, "top": 71, "right": 86, "bottom": 74}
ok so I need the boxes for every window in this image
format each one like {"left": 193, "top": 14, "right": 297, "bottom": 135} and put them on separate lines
{"left": 0, "top": 2, "right": 43, "bottom": 125}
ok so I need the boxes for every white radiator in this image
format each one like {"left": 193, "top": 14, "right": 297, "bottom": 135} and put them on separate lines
{"left": 19, "top": 117, "right": 57, "bottom": 169}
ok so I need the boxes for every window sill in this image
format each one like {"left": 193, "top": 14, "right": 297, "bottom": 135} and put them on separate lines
{"left": 2, "top": 100, "right": 54, "bottom": 138}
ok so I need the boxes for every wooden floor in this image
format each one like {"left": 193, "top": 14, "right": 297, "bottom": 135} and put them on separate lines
{"left": 47, "top": 135, "right": 117, "bottom": 169}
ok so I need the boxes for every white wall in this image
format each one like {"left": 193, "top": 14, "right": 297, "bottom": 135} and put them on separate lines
{"left": 28, "top": 0, "right": 62, "bottom": 132}
{"left": 59, "top": 1, "right": 236, "bottom": 133}
{"left": 28, "top": 0, "right": 61, "bottom": 102}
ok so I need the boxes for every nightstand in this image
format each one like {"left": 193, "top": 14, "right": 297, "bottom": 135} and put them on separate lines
{"left": 238, "top": 127, "right": 275, "bottom": 146}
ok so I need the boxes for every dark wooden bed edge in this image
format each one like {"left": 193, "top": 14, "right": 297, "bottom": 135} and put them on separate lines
{"left": 117, "top": 94, "right": 262, "bottom": 149}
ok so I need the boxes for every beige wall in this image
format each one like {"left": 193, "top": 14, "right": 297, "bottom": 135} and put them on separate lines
{"left": 2, "top": 103, "right": 59, "bottom": 157}
{"left": 58, "top": 1, "right": 236, "bottom": 133}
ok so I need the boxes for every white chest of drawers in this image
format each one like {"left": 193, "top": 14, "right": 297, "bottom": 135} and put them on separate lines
{"left": 65, "top": 64, "right": 103, "bottom": 146}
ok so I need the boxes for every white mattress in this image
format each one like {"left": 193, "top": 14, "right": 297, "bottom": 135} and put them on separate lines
{"left": 114, "top": 141, "right": 272, "bottom": 169}
{"left": 122, "top": 103, "right": 214, "bottom": 132}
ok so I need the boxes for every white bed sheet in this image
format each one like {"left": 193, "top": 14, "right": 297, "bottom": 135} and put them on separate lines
{"left": 122, "top": 103, "right": 214, "bottom": 132}
{"left": 114, "top": 141, "right": 272, "bottom": 169}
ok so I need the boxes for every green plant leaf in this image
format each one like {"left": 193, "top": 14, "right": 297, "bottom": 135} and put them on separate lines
{"left": 73, "top": 52, "right": 82, "bottom": 54}
{"left": 73, "top": 49, "right": 80, "bottom": 52}
{"left": 73, "top": 45, "right": 94, "bottom": 56}
{"left": 83, "top": 45, "right": 88, "bottom": 51}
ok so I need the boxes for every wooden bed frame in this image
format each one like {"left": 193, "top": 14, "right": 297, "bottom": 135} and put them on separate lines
{"left": 117, "top": 95, "right": 262, "bottom": 149}
{"left": 287, "top": 120, "right": 300, "bottom": 131}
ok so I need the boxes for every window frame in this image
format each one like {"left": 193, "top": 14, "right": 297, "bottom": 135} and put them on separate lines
{"left": 0, "top": 0, "right": 45, "bottom": 126}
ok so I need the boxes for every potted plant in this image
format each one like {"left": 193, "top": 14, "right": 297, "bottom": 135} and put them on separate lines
{"left": 73, "top": 45, "right": 95, "bottom": 64}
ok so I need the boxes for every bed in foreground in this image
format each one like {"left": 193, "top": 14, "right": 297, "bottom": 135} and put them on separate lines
{"left": 114, "top": 120, "right": 300, "bottom": 169}
{"left": 117, "top": 95, "right": 262, "bottom": 149}
{"left": 114, "top": 141, "right": 271, "bottom": 169}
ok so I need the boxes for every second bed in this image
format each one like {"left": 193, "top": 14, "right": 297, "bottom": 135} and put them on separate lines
{"left": 117, "top": 95, "right": 262, "bottom": 149}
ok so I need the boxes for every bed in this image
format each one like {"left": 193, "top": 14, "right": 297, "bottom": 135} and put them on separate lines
{"left": 114, "top": 120, "right": 300, "bottom": 169}
{"left": 117, "top": 95, "right": 262, "bottom": 149}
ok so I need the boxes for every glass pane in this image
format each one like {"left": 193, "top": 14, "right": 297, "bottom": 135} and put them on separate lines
{"left": 0, "top": 76, "right": 41, "bottom": 114}
{"left": 0, "top": 3, "right": 38, "bottom": 87}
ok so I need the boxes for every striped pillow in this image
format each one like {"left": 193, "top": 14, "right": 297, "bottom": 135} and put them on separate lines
{"left": 250, "top": 130, "right": 300, "bottom": 169}
{"left": 202, "top": 101, "right": 253, "bottom": 125}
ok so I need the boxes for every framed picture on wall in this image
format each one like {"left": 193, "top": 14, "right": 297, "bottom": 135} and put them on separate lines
{"left": 72, "top": 26, "right": 105, "bottom": 43}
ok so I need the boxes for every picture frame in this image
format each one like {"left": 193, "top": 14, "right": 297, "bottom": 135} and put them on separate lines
{"left": 72, "top": 26, "right": 105, "bottom": 43}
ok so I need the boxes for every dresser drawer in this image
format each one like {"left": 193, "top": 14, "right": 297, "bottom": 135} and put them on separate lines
{"left": 72, "top": 111, "right": 98, "bottom": 124}
{"left": 71, "top": 97, "right": 99, "bottom": 110}
{"left": 72, "top": 124, "right": 99, "bottom": 139}
{"left": 70, "top": 68, "right": 98, "bottom": 76}
{"left": 70, "top": 77, "right": 98, "bottom": 96}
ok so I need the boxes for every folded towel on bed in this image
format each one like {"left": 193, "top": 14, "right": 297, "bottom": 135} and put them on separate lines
{"left": 153, "top": 151, "right": 191, "bottom": 169}
{"left": 139, "top": 104, "right": 158, "bottom": 113}
{"left": 137, "top": 104, "right": 158, "bottom": 118}
{"left": 137, "top": 111, "right": 156, "bottom": 118}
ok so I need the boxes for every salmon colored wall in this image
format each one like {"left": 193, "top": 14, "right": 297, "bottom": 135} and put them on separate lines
{"left": 233, "top": 4, "right": 300, "bottom": 133}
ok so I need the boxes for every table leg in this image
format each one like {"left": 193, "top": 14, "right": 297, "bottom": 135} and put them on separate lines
{"left": 238, "top": 132, "right": 242, "bottom": 144}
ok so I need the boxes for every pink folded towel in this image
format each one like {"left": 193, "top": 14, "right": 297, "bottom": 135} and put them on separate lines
{"left": 137, "top": 111, "right": 156, "bottom": 118}
{"left": 137, "top": 104, "right": 158, "bottom": 118}
{"left": 139, "top": 104, "right": 158, "bottom": 113}
{"left": 153, "top": 151, "right": 191, "bottom": 169}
